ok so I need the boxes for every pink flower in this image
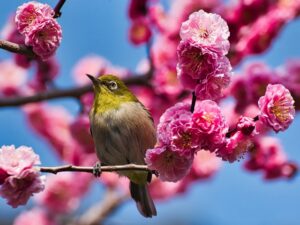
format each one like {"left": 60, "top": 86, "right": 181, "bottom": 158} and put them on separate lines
{"left": 177, "top": 41, "right": 232, "bottom": 100}
{"left": 70, "top": 115, "right": 94, "bottom": 154}
{"left": 25, "top": 18, "right": 62, "bottom": 60}
{"left": 237, "top": 116, "right": 257, "bottom": 136}
{"left": 245, "top": 137, "right": 297, "bottom": 179}
{"left": 185, "top": 150, "right": 221, "bottom": 180}
{"left": 0, "top": 60, "right": 27, "bottom": 96}
{"left": 72, "top": 55, "right": 129, "bottom": 85}
{"left": 149, "top": 177, "right": 184, "bottom": 200}
{"left": 258, "top": 84, "right": 295, "bottom": 132}
{"left": 36, "top": 173, "right": 92, "bottom": 213}
{"left": 129, "top": 18, "right": 152, "bottom": 45}
{"left": 157, "top": 102, "right": 191, "bottom": 144}
{"left": 192, "top": 100, "right": 228, "bottom": 151}
{"left": 151, "top": 35, "right": 177, "bottom": 68}
{"left": 14, "top": 208, "right": 57, "bottom": 225}
{"left": 145, "top": 145, "right": 193, "bottom": 182}
{"left": 180, "top": 10, "right": 230, "bottom": 55}
{"left": 169, "top": 118, "right": 201, "bottom": 157}
{"left": 15, "top": 1, "right": 54, "bottom": 35}
{"left": 217, "top": 131, "right": 253, "bottom": 162}
{"left": 153, "top": 64, "right": 182, "bottom": 99}
{"left": 0, "top": 145, "right": 40, "bottom": 176}
{"left": 1, "top": 169, "right": 45, "bottom": 208}
{"left": 194, "top": 69, "right": 231, "bottom": 101}
{"left": 0, "top": 145, "right": 45, "bottom": 208}
{"left": 177, "top": 40, "right": 220, "bottom": 80}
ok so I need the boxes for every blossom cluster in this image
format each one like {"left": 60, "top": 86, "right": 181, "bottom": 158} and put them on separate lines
{"left": 145, "top": 10, "right": 296, "bottom": 182}
{"left": 177, "top": 10, "right": 232, "bottom": 101}
{"left": 15, "top": 1, "right": 62, "bottom": 60}
{"left": 146, "top": 101, "right": 228, "bottom": 182}
{"left": 0, "top": 145, "right": 45, "bottom": 208}
{"left": 128, "top": 0, "right": 152, "bottom": 45}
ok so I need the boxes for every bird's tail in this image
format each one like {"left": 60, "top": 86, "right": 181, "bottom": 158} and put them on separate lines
{"left": 129, "top": 181, "right": 157, "bottom": 218}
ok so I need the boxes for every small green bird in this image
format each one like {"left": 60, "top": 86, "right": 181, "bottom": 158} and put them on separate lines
{"left": 87, "top": 74, "right": 157, "bottom": 217}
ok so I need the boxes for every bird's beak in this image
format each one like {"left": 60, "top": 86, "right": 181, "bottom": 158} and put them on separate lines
{"left": 86, "top": 74, "right": 101, "bottom": 86}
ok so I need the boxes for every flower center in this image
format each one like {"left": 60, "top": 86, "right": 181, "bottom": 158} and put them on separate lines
{"left": 198, "top": 27, "right": 209, "bottom": 39}
{"left": 271, "top": 100, "right": 293, "bottom": 123}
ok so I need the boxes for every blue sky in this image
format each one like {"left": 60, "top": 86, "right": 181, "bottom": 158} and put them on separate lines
{"left": 0, "top": 1, "right": 300, "bottom": 224}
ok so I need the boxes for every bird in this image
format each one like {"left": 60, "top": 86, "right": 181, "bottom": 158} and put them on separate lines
{"left": 87, "top": 74, "right": 157, "bottom": 217}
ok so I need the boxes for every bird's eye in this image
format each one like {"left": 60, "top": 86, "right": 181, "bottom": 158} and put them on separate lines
{"left": 108, "top": 81, "right": 118, "bottom": 90}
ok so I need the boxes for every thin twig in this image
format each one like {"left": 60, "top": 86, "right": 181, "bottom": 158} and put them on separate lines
{"left": 53, "top": 0, "right": 67, "bottom": 18}
{"left": 0, "top": 40, "right": 35, "bottom": 57}
{"left": 76, "top": 189, "right": 129, "bottom": 225}
{"left": 190, "top": 91, "right": 196, "bottom": 113}
{"left": 39, "top": 164, "right": 152, "bottom": 174}
{"left": 0, "top": 75, "right": 151, "bottom": 107}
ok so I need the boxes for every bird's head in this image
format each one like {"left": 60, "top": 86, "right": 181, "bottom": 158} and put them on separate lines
{"left": 87, "top": 74, "right": 138, "bottom": 113}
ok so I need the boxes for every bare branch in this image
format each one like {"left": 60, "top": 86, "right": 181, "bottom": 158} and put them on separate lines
{"left": 76, "top": 189, "right": 128, "bottom": 225}
{"left": 39, "top": 163, "right": 152, "bottom": 174}
{"left": 54, "top": 0, "right": 67, "bottom": 18}
{"left": 0, "top": 40, "right": 35, "bottom": 57}
{"left": 0, "top": 75, "right": 151, "bottom": 107}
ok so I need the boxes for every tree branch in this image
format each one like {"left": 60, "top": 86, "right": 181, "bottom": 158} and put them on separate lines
{"left": 0, "top": 40, "right": 35, "bottom": 57}
{"left": 54, "top": 0, "right": 67, "bottom": 18}
{"left": 39, "top": 163, "right": 152, "bottom": 174}
{"left": 0, "top": 75, "right": 151, "bottom": 107}
{"left": 76, "top": 189, "right": 128, "bottom": 225}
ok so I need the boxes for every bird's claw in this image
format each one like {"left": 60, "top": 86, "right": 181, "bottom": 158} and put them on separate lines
{"left": 93, "top": 162, "right": 102, "bottom": 177}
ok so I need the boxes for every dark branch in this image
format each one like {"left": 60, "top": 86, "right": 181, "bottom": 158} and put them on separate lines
{"left": 0, "top": 40, "right": 35, "bottom": 57}
{"left": 53, "top": 0, "right": 67, "bottom": 18}
{"left": 0, "top": 75, "right": 151, "bottom": 107}
{"left": 39, "top": 163, "right": 152, "bottom": 174}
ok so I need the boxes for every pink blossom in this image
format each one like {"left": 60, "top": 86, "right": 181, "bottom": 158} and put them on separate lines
{"left": 0, "top": 145, "right": 45, "bottom": 207}
{"left": 14, "top": 208, "right": 57, "bottom": 225}
{"left": 153, "top": 64, "right": 182, "bottom": 99}
{"left": 149, "top": 177, "right": 184, "bottom": 200}
{"left": 258, "top": 84, "right": 295, "bottom": 132}
{"left": 70, "top": 115, "right": 94, "bottom": 154}
{"left": 1, "top": 169, "right": 45, "bottom": 208}
{"left": 169, "top": 118, "right": 201, "bottom": 157}
{"left": 217, "top": 131, "right": 253, "bottom": 162}
{"left": 0, "top": 145, "right": 40, "bottom": 176}
{"left": 25, "top": 18, "right": 62, "bottom": 60}
{"left": 237, "top": 116, "right": 256, "bottom": 136}
{"left": 180, "top": 10, "right": 230, "bottom": 55}
{"left": 23, "top": 104, "right": 85, "bottom": 164}
{"left": 129, "top": 18, "right": 152, "bottom": 45}
{"left": 151, "top": 35, "right": 177, "bottom": 68}
{"left": 145, "top": 145, "right": 193, "bottom": 182}
{"left": 177, "top": 41, "right": 232, "bottom": 100}
{"left": 245, "top": 137, "right": 297, "bottom": 179}
{"left": 15, "top": 1, "right": 54, "bottom": 35}
{"left": 72, "top": 55, "right": 129, "bottom": 85}
{"left": 157, "top": 102, "right": 191, "bottom": 144}
{"left": 0, "top": 60, "right": 27, "bottom": 96}
{"left": 100, "top": 172, "right": 129, "bottom": 192}
{"left": 194, "top": 69, "right": 231, "bottom": 101}
{"left": 36, "top": 173, "right": 92, "bottom": 213}
{"left": 192, "top": 100, "right": 228, "bottom": 151}
{"left": 177, "top": 40, "right": 220, "bottom": 80}
{"left": 185, "top": 150, "right": 221, "bottom": 180}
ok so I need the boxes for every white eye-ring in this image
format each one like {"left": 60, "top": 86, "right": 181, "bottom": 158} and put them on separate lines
{"left": 108, "top": 81, "right": 118, "bottom": 90}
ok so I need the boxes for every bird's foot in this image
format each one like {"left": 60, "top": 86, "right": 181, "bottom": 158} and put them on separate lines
{"left": 93, "top": 162, "right": 102, "bottom": 177}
